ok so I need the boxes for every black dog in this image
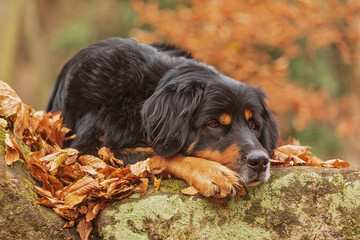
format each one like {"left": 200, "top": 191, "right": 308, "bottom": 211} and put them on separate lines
{"left": 47, "top": 38, "right": 279, "bottom": 197}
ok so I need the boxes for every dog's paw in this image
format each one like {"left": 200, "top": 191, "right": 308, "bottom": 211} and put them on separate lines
{"left": 190, "top": 161, "right": 241, "bottom": 198}
{"left": 166, "top": 156, "right": 242, "bottom": 198}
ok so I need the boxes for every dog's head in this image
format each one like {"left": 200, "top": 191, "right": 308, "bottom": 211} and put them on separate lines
{"left": 141, "top": 63, "right": 279, "bottom": 185}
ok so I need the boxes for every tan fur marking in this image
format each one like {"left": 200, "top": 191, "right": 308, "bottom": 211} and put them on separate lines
{"left": 219, "top": 113, "right": 232, "bottom": 125}
{"left": 192, "top": 144, "right": 240, "bottom": 169}
{"left": 119, "top": 147, "right": 154, "bottom": 154}
{"left": 186, "top": 142, "right": 196, "bottom": 154}
{"left": 244, "top": 109, "right": 253, "bottom": 121}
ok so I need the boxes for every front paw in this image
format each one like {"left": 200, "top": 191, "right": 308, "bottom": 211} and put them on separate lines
{"left": 191, "top": 162, "right": 241, "bottom": 198}
{"left": 165, "top": 156, "right": 242, "bottom": 198}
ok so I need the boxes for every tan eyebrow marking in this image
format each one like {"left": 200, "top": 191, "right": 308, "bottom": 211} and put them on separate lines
{"left": 219, "top": 113, "right": 232, "bottom": 125}
{"left": 244, "top": 109, "right": 253, "bottom": 121}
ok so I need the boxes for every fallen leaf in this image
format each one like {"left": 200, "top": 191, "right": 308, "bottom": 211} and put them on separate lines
{"left": 276, "top": 145, "right": 310, "bottom": 156}
{"left": 65, "top": 193, "right": 87, "bottom": 207}
{"left": 4, "top": 133, "right": 27, "bottom": 164}
{"left": 61, "top": 221, "right": 75, "bottom": 230}
{"left": 86, "top": 202, "right": 101, "bottom": 222}
{"left": 0, "top": 118, "right": 8, "bottom": 127}
{"left": 0, "top": 81, "right": 30, "bottom": 137}
{"left": 321, "top": 159, "right": 350, "bottom": 168}
{"left": 134, "top": 178, "right": 149, "bottom": 195}
{"left": 130, "top": 158, "right": 150, "bottom": 177}
{"left": 181, "top": 186, "right": 199, "bottom": 195}
{"left": 77, "top": 218, "right": 93, "bottom": 240}
{"left": 39, "top": 151, "right": 68, "bottom": 175}
{"left": 153, "top": 175, "right": 161, "bottom": 191}
{"left": 98, "top": 147, "right": 123, "bottom": 167}
{"left": 5, "top": 144, "right": 19, "bottom": 165}
{"left": 78, "top": 155, "right": 107, "bottom": 169}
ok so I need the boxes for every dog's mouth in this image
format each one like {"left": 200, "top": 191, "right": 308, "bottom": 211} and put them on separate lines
{"left": 238, "top": 161, "right": 270, "bottom": 186}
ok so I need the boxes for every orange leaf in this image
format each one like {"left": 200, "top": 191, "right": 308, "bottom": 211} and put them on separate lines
{"left": 5, "top": 144, "right": 19, "bottom": 165}
{"left": 0, "top": 81, "right": 31, "bottom": 137}
{"left": 181, "top": 186, "right": 199, "bottom": 195}
{"left": 321, "top": 159, "right": 350, "bottom": 168}
{"left": 153, "top": 175, "right": 161, "bottom": 191}
{"left": 77, "top": 219, "right": 93, "bottom": 240}
{"left": 134, "top": 178, "right": 149, "bottom": 195}
{"left": 78, "top": 155, "right": 107, "bottom": 169}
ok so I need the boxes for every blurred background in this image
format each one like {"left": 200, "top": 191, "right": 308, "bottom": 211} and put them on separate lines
{"left": 0, "top": 0, "right": 359, "bottom": 165}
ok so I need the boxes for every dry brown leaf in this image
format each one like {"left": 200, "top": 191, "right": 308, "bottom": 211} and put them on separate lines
{"left": 34, "top": 185, "right": 54, "bottom": 198}
{"left": 321, "top": 159, "right": 350, "bottom": 168}
{"left": 35, "top": 197, "right": 64, "bottom": 208}
{"left": 77, "top": 218, "right": 93, "bottom": 240}
{"left": 86, "top": 202, "right": 101, "bottom": 222}
{"left": 39, "top": 151, "right": 68, "bottom": 175}
{"left": 53, "top": 208, "right": 79, "bottom": 221}
{"left": 98, "top": 147, "right": 123, "bottom": 167}
{"left": 4, "top": 133, "right": 27, "bottom": 165}
{"left": 5, "top": 144, "right": 19, "bottom": 165}
{"left": 181, "top": 186, "right": 199, "bottom": 195}
{"left": 0, "top": 81, "right": 31, "bottom": 137}
{"left": 276, "top": 145, "right": 310, "bottom": 156}
{"left": 69, "top": 176, "right": 100, "bottom": 196}
{"left": 153, "top": 175, "right": 161, "bottom": 191}
{"left": 0, "top": 118, "right": 8, "bottom": 128}
{"left": 134, "top": 178, "right": 149, "bottom": 195}
{"left": 130, "top": 158, "right": 150, "bottom": 177}
{"left": 307, "top": 155, "right": 324, "bottom": 166}
{"left": 64, "top": 193, "right": 87, "bottom": 207}
{"left": 61, "top": 221, "right": 75, "bottom": 230}
{"left": 78, "top": 155, "right": 107, "bottom": 169}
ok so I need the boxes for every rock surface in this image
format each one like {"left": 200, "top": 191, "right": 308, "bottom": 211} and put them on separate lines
{"left": 96, "top": 167, "right": 360, "bottom": 240}
{"left": 0, "top": 128, "right": 359, "bottom": 240}
{"left": 0, "top": 129, "right": 78, "bottom": 240}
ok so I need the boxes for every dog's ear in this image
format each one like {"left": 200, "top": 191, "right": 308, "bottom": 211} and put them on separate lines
{"left": 256, "top": 89, "right": 279, "bottom": 155}
{"left": 141, "top": 80, "right": 205, "bottom": 157}
{"left": 260, "top": 110, "right": 279, "bottom": 155}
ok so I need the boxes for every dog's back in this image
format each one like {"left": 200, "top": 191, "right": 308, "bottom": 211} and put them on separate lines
{"left": 47, "top": 38, "right": 190, "bottom": 155}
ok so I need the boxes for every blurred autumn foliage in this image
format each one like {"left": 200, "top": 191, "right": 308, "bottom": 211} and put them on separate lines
{"left": 130, "top": 0, "right": 360, "bottom": 163}
{"left": 0, "top": 0, "right": 359, "bottom": 164}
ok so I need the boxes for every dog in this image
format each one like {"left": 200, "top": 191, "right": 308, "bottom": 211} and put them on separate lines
{"left": 47, "top": 38, "right": 279, "bottom": 197}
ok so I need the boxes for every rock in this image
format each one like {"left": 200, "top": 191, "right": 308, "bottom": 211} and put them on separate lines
{"left": 1, "top": 125, "right": 359, "bottom": 239}
{"left": 96, "top": 167, "right": 360, "bottom": 240}
{"left": 0, "top": 128, "right": 78, "bottom": 240}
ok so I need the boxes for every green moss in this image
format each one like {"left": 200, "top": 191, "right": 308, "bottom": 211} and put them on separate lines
{"left": 98, "top": 168, "right": 360, "bottom": 240}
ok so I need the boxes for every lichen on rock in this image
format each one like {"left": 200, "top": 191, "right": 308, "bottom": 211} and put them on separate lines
{"left": 97, "top": 167, "right": 360, "bottom": 240}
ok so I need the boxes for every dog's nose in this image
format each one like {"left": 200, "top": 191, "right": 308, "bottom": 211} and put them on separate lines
{"left": 245, "top": 150, "right": 269, "bottom": 172}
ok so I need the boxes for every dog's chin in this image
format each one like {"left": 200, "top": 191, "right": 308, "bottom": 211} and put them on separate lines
{"left": 240, "top": 166, "right": 270, "bottom": 187}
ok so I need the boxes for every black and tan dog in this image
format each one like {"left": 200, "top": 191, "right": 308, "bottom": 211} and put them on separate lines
{"left": 47, "top": 38, "right": 279, "bottom": 197}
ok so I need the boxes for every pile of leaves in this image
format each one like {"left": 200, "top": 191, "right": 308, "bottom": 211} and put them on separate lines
{"left": 0, "top": 80, "right": 350, "bottom": 240}
{"left": 270, "top": 139, "right": 350, "bottom": 168}
{"left": 0, "top": 81, "right": 156, "bottom": 239}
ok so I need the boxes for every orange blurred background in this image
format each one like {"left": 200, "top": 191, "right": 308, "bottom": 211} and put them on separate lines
{"left": 0, "top": 0, "right": 359, "bottom": 165}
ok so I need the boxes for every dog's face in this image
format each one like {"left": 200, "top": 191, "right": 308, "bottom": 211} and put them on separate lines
{"left": 142, "top": 64, "right": 279, "bottom": 185}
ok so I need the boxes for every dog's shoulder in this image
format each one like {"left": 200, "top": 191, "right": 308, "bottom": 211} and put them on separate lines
{"left": 150, "top": 43, "right": 193, "bottom": 59}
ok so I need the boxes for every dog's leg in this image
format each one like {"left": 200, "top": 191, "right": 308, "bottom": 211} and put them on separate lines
{"left": 115, "top": 147, "right": 155, "bottom": 165}
{"left": 148, "top": 155, "right": 242, "bottom": 198}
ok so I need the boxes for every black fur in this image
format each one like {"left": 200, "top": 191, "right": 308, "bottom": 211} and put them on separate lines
{"left": 47, "top": 37, "right": 279, "bottom": 184}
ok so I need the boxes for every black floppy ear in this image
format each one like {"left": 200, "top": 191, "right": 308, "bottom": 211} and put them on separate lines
{"left": 141, "top": 80, "right": 205, "bottom": 157}
{"left": 256, "top": 89, "right": 279, "bottom": 155}
{"left": 260, "top": 110, "right": 279, "bottom": 155}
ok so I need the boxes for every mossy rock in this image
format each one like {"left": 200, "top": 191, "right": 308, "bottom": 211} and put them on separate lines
{"left": 1, "top": 126, "right": 360, "bottom": 239}
{"left": 97, "top": 167, "right": 360, "bottom": 240}
{"left": 0, "top": 127, "right": 78, "bottom": 240}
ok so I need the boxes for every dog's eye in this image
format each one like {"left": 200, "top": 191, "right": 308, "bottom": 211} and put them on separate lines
{"left": 207, "top": 120, "right": 220, "bottom": 129}
{"left": 249, "top": 121, "right": 258, "bottom": 130}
